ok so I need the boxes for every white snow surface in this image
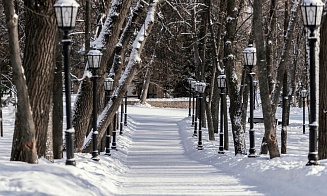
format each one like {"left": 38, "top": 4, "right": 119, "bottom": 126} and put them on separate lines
{"left": 0, "top": 100, "right": 327, "bottom": 195}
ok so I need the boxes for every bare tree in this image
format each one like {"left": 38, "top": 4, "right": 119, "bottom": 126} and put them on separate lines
{"left": 3, "top": 0, "right": 37, "bottom": 163}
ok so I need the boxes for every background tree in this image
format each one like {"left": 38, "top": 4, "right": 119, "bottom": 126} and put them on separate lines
{"left": 3, "top": 0, "right": 37, "bottom": 163}
{"left": 318, "top": 13, "right": 327, "bottom": 160}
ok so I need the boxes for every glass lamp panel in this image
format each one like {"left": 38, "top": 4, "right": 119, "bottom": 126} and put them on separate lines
{"left": 191, "top": 80, "right": 196, "bottom": 89}
{"left": 87, "top": 50, "right": 102, "bottom": 69}
{"left": 217, "top": 75, "right": 226, "bottom": 88}
{"left": 105, "top": 78, "right": 114, "bottom": 91}
{"left": 301, "top": 0, "right": 325, "bottom": 27}
{"left": 301, "top": 90, "right": 307, "bottom": 98}
{"left": 187, "top": 77, "right": 193, "bottom": 84}
{"left": 198, "top": 82, "right": 206, "bottom": 93}
{"left": 54, "top": 0, "right": 80, "bottom": 29}
{"left": 243, "top": 46, "right": 257, "bottom": 66}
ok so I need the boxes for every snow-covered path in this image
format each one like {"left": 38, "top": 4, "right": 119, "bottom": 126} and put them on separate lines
{"left": 115, "top": 107, "right": 263, "bottom": 196}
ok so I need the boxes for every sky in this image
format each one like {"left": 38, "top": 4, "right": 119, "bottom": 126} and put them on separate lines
{"left": 0, "top": 98, "right": 327, "bottom": 196}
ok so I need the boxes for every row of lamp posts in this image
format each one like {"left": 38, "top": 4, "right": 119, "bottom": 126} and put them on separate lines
{"left": 54, "top": 0, "right": 128, "bottom": 165}
{"left": 187, "top": 0, "right": 324, "bottom": 165}
{"left": 55, "top": 0, "right": 322, "bottom": 165}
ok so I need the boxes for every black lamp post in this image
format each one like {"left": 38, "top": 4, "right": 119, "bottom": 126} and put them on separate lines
{"left": 124, "top": 91, "right": 128, "bottom": 126}
{"left": 301, "top": 0, "right": 324, "bottom": 166}
{"left": 197, "top": 82, "right": 206, "bottom": 150}
{"left": 193, "top": 81, "right": 199, "bottom": 136}
{"left": 187, "top": 77, "right": 194, "bottom": 117}
{"left": 301, "top": 89, "right": 307, "bottom": 134}
{"left": 191, "top": 80, "right": 196, "bottom": 127}
{"left": 87, "top": 49, "right": 102, "bottom": 161}
{"left": 104, "top": 76, "right": 114, "bottom": 156}
{"left": 54, "top": 0, "right": 79, "bottom": 166}
{"left": 243, "top": 43, "right": 257, "bottom": 158}
{"left": 217, "top": 73, "right": 226, "bottom": 154}
{"left": 120, "top": 100, "right": 124, "bottom": 135}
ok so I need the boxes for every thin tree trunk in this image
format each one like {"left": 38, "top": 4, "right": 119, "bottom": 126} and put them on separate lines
{"left": 140, "top": 68, "right": 152, "bottom": 104}
{"left": 83, "top": 0, "right": 160, "bottom": 151}
{"left": 253, "top": 0, "right": 281, "bottom": 159}
{"left": 318, "top": 14, "right": 327, "bottom": 160}
{"left": 225, "top": 0, "right": 246, "bottom": 155}
{"left": 3, "top": 0, "right": 37, "bottom": 163}
{"left": 74, "top": 0, "right": 134, "bottom": 152}
{"left": 281, "top": 72, "right": 288, "bottom": 154}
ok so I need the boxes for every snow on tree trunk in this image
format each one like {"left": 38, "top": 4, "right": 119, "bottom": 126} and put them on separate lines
{"left": 73, "top": 0, "right": 134, "bottom": 152}
{"left": 83, "top": 0, "right": 160, "bottom": 151}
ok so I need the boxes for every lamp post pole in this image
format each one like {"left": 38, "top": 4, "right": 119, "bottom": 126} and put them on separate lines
{"left": 87, "top": 49, "right": 102, "bottom": 161}
{"left": 193, "top": 82, "right": 199, "bottom": 137}
{"left": 54, "top": 0, "right": 80, "bottom": 166}
{"left": 120, "top": 101, "right": 124, "bottom": 135}
{"left": 243, "top": 43, "right": 257, "bottom": 158}
{"left": 197, "top": 82, "right": 206, "bottom": 150}
{"left": 217, "top": 73, "right": 226, "bottom": 154}
{"left": 191, "top": 80, "right": 196, "bottom": 127}
{"left": 187, "top": 78, "right": 193, "bottom": 117}
{"left": 91, "top": 69, "right": 99, "bottom": 160}
{"left": 124, "top": 91, "right": 128, "bottom": 126}
{"left": 104, "top": 76, "right": 114, "bottom": 156}
{"left": 63, "top": 31, "right": 76, "bottom": 165}
{"left": 307, "top": 33, "right": 319, "bottom": 165}
{"left": 112, "top": 112, "right": 118, "bottom": 150}
{"left": 248, "top": 72, "right": 256, "bottom": 157}
{"left": 301, "top": 0, "right": 324, "bottom": 166}
{"left": 302, "top": 89, "right": 307, "bottom": 134}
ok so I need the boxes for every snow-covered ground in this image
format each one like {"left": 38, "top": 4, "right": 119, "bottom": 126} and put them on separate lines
{"left": 0, "top": 100, "right": 326, "bottom": 195}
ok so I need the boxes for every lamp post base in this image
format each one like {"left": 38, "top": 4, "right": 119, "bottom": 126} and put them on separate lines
{"left": 307, "top": 153, "right": 319, "bottom": 166}
{"left": 91, "top": 152, "right": 100, "bottom": 161}
{"left": 306, "top": 160, "right": 319, "bottom": 166}
{"left": 105, "top": 148, "right": 111, "bottom": 156}
{"left": 65, "top": 159, "right": 76, "bottom": 166}
{"left": 248, "top": 152, "right": 258, "bottom": 158}
{"left": 120, "top": 122, "right": 124, "bottom": 135}
{"left": 197, "top": 145, "right": 203, "bottom": 150}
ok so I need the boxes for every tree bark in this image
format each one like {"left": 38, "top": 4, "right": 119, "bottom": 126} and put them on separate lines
{"left": 74, "top": 0, "right": 134, "bottom": 152}
{"left": 3, "top": 0, "right": 38, "bottom": 163}
{"left": 22, "top": 1, "right": 57, "bottom": 158}
{"left": 253, "top": 0, "right": 280, "bottom": 158}
{"left": 318, "top": 14, "right": 327, "bottom": 160}
{"left": 140, "top": 67, "right": 152, "bottom": 104}
{"left": 83, "top": 0, "right": 160, "bottom": 151}
{"left": 225, "top": 0, "right": 246, "bottom": 155}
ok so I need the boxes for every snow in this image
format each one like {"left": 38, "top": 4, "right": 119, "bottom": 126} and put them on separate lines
{"left": 1, "top": 98, "right": 327, "bottom": 195}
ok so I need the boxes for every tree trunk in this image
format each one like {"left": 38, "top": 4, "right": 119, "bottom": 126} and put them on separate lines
{"left": 140, "top": 68, "right": 152, "bottom": 104}
{"left": 281, "top": 72, "right": 288, "bottom": 154}
{"left": 318, "top": 14, "right": 327, "bottom": 160}
{"left": 266, "top": 0, "right": 277, "bottom": 94}
{"left": 253, "top": 0, "right": 280, "bottom": 158}
{"left": 22, "top": 1, "right": 57, "bottom": 158}
{"left": 3, "top": 0, "right": 38, "bottom": 163}
{"left": 206, "top": 101, "right": 215, "bottom": 141}
{"left": 74, "top": 0, "right": 134, "bottom": 152}
{"left": 53, "top": 48, "right": 63, "bottom": 159}
{"left": 223, "top": 92, "right": 229, "bottom": 150}
{"left": 225, "top": 0, "right": 246, "bottom": 155}
{"left": 83, "top": 0, "right": 160, "bottom": 151}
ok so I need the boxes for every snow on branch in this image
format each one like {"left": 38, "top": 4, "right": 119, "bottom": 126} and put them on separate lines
{"left": 82, "top": 0, "right": 160, "bottom": 151}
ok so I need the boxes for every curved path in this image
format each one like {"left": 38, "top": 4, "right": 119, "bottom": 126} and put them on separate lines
{"left": 116, "top": 106, "right": 262, "bottom": 196}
